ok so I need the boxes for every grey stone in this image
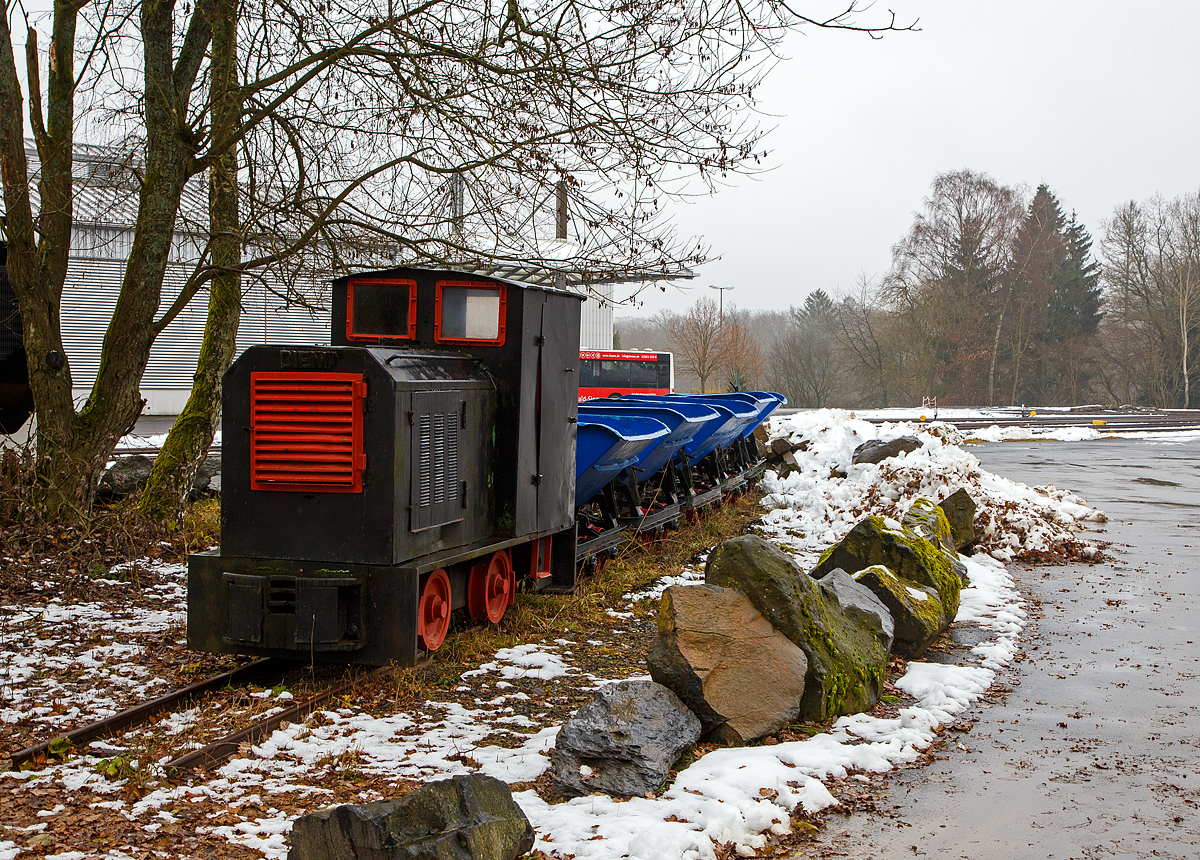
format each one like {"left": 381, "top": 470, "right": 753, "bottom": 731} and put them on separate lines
{"left": 287, "top": 774, "right": 533, "bottom": 860}
{"left": 938, "top": 488, "right": 978, "bottom": 550}
{"left": 647, "top": 584, "right": 808, "bottom": 744}
{"left": 770, "top": 437, "right": 794, "bottom": 456}
{"left": 97, "top": 452, "right": 222, "bottom": 502}
{"left": 851, "top": 436, "right": 921, "bottom": 465}
{"left": 817, "top": 568, "right": 895, "bottom": 653}
{"left": 97, "top": 455, "right": 154, "bottom": 501}
{"left": 704, "top": 535, "right": 888, "bottom": 721}
{"left": 189, "top": 453, "right": 223, "bottom": 499}
{"left": 551, "top": 679, "right": 700, "bottom": 798}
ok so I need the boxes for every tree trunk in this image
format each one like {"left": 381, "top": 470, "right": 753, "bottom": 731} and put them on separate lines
{"left": 0, "top": 0, "right": 212, "bottom": 522}
{"left": 988, "top": 307, "right": 1005, "bottom": 408}
{"left": 140, "top": 0, "right": 241, "bottom": 521}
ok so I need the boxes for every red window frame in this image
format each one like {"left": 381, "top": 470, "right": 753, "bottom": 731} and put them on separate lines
{"left": 434, "top": 280, "right": 507, "bottom": 347}
{"left": 345, "top": 277, "right": 418, "bottom": 342}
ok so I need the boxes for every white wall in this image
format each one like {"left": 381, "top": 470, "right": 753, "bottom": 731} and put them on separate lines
{"left": 578, "top": 282, "right": 615, "bottom": 350}
{"left": 62, "top": 255, "right": 331, "bottom": 415}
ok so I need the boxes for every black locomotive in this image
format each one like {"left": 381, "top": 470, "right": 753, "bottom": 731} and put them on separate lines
{"left": 187, "top": 268, "right": 781, "bottom": 665}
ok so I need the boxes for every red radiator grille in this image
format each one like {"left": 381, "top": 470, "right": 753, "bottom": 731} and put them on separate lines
{"left": 250, "top": 372, "right": 366, "bottom": 493}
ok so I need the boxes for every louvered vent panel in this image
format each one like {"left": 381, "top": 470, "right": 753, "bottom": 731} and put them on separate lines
{"left": 251, "top": 372, "right": 365, "bottom": 493}
{"left": 411, "top": 391, "right": 464, "bottom": 531}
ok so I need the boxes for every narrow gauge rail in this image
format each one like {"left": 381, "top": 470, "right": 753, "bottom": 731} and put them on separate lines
{"left": 164, "top": 664, "right": 403, "bottom": 777}
{"left": 8, "top": 658, "right": 280, "bottom": 770}
{"left": 772, "top": 408, "right": 1200, "bottom": 433}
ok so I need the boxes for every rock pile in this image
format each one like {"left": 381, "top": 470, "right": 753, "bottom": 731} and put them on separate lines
{"left": 550, "top": 485, "right": 980, "bottom": 801}
{"left": 754, "top": 427, "right": 929, "bottom": 479}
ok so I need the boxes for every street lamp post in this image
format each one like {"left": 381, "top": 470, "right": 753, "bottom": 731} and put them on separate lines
{"left": 709, "top": 284, "right": 734, "bottom": 323}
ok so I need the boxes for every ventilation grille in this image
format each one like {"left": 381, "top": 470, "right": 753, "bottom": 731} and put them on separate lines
{"left": 250, "top": 372, "right": 366, "bottom": 493}
{"left": 411, "top": 391, "right": 465, "bottom": 531}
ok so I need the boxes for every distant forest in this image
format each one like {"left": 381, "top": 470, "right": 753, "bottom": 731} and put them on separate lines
{"left": 616, "top": 170, "right": 1200, "bottom": 409}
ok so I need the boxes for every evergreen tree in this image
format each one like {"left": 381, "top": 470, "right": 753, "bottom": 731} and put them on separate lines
{"left": 1004, "top": 184, "right": 1067, "bottom": 405}
{"left": 1048, "top": 212, "right": 1103, "bottom": 340}
{"left": 800, "top": 289, "right": 836, "bottom": 325}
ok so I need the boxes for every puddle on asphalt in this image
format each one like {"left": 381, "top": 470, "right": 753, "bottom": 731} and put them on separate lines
{"left": 1133, "top": 477, "right": 1182, "bottom": 487}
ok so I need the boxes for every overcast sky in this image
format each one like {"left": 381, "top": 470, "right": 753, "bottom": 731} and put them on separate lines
{"left": 615, "top": 0, "right": 1200, "bottom": 317}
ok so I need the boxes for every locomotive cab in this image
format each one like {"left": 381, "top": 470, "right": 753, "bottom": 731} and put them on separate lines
{"left": 188, "top": 268, "right": 582, "bottom": 665}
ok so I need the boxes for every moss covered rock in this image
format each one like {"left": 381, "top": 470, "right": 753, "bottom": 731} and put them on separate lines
{"left": 903, "top": 496, "right": 970, "bottom": 586}
{"left": 938, "top": 488, "right": 978, "bottom": 550}
{"left": 902, "top": 497, "right": 955, "bottom": 553}
{"left": 288, "top": 774, "right": 534, "bottom": 860}
{"left": 810, "top": 515, "right": 961, "bottom": 620}
{"left": 704, "top": 535, "right": 887, "bottom": 721}
{"left": 851, "top": 565, "right": 948, "bottom": 657}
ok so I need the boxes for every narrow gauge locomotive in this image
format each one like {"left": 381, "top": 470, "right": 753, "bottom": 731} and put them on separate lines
{"left": 187, "top": 268, "right": 782, "bottom": 666}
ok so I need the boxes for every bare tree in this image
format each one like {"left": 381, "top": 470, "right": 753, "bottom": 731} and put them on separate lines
{"left": 832, "top": 277, "right": 897, "bottom": 406}
{"left": 0, "top": 0, "right": 911, "bottom": 521}
{"left": 884, "top": 170, "right": 1024, "bottom": 405}
{"left": 1101, "top": 193, "right": 1200, "bottom": 407}
{"left": 721, "top": 310, "right": 764, "bottom": 391}
{"left": 669, "top": 298, "right": 726, "bottom": 392}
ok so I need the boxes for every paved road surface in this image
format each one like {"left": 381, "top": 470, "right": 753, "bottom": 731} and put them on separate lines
{"left": 794, "top": 438, "right": 1200, "bottom": 859}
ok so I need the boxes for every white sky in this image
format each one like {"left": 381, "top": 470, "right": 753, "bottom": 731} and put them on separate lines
{"left": 616, "top": 0, "right": 1200, "bottom": 315}
{"left": 11, "top": 1, "right": 1197, "bottom": 318}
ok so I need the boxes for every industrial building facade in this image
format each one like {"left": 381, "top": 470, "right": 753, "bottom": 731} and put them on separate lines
{"left": 43, "top": 145, "right": 616, "bottom": 415}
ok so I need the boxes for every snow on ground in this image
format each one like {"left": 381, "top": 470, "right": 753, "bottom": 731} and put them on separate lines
{"left": 0, "top": 561, "right": 187, "bottom": 730}
{"left": 961, "top": 424, "right": 1200, "bottom": 443}
{"left": 2, "top": 410, "right": 1106, "bottom": 859}
{"left": 757, "top": 409, "right": 1105, "bottom": 566}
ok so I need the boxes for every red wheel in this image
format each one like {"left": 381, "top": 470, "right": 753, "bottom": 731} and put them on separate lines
{"left": 418, "top": 568, "right": 452, "bottom": 651}
{"left": 468, "top": 551, "right": 514, "bottom": 624}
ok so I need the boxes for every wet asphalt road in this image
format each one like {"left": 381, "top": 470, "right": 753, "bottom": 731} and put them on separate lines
{"left": 796, "top": 438, "right": 1200, "bottom": 859}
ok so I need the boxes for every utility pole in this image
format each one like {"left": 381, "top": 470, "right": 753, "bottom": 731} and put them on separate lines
{"left": 709, "top": 284, "right": 734, "bottom": 323}
{"left": 556, "top": 180, "right": 568, "bottom": 240}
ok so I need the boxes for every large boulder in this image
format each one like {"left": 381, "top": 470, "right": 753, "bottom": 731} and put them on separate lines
{"left": 704, "top": 535, "right": 889, "bottom": 721}
{"left": 97, "top": 452, "right": 223, "bottom": 502}
{"left": 851, "top": 436, "right": 921, "bottom": 465}
{"left": 851, "top": 565, "right": 949, "bottom": 658}
{"left": 902, "top": 496, "right": 969, "bottom": 585}
{"left": 815, "top": 569, "right": 894, "bottom": 654}
{"left": 810, "top": 515, "right": 962, "bottom": 621}
{"left": 647, "top": 584, "right": 808, "bottom": 744}
{"left": 938, "top": 488, "right": 978, "bottom": 550}
{"left": 96, "top": 455, "right": 155, "bottom": 501}
{"left": 287, "top": 774, "right": 534, "bottom": 860}
{"left": 551, "top": 679, "right": 700, "bottom": 798}
{"left": 901, "top": 497, "right": 955, "bottom": 553}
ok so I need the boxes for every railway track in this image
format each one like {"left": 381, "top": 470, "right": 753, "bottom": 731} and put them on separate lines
{"left": 8, "top": 658, "right": 397, "bottom": 777}
{"left": 9, "top": 658, "right": 281, "bottom": 770}
{"left": 111, "top": 443, "right": 220, "bottom": 458}
{"left": 777, "top": 408, "right": 1200, "bottom": 434}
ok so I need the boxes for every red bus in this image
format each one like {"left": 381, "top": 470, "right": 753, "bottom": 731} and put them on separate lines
{"left": 578, "top": 350, "right": 674, "bottom": 401}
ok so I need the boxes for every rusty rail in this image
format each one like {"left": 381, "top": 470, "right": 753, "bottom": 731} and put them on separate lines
{"left": 165, "top": 664, "right": 402, "bottom": 777}
{"left": 9, "top": 658, "right": 282, "bottom": 770}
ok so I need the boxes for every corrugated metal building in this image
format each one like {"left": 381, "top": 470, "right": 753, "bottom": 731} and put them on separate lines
{"left": 34, "top": 144, "right": 618, "bottom": 415}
